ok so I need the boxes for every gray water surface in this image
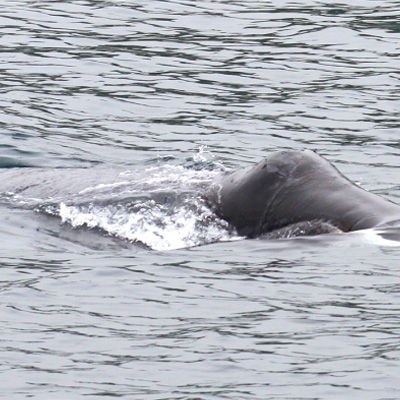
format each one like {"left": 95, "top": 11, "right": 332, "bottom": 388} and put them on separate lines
{"left": 1, "top": 1, "right": 400, "bottom": 399}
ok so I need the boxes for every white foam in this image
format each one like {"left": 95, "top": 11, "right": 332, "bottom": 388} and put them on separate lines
{"left": 58, "top": 198, "right": 236, "bottom": 251}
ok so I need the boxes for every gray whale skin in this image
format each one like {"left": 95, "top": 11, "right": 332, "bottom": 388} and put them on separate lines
{"left": 206, "top": 150, "right": 400, "bottom": 238}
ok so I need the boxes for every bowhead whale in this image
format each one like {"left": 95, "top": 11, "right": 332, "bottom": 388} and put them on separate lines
{"left": 206, "top": 150, "right": 400, "bottom": 238}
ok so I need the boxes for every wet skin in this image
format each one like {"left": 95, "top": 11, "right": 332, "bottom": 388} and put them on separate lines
{"left": 206, "top": 150, "right": 400, "bottom": 238}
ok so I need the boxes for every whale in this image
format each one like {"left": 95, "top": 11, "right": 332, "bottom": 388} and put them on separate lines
{"left": 206, "top": 150, "right": 400, "bottom": 238}
{"left": 1, "top": 149, "right": 400, "bottom": 246}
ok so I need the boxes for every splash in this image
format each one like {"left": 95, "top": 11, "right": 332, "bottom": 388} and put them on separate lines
{"left": 55, "top": 197, "right": 235, "bottom": 251}
{"left": 34, "top": 164, "right": 238, "bottom": 251}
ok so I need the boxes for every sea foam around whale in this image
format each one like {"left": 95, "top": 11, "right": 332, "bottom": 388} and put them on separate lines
{"left": 31, "top": 164, "right": 238, "bottom": 251}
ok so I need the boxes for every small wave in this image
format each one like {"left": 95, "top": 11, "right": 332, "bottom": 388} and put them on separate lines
{"left": 359, "top": 228, "right": 400, "bottom": 247}
{"left": 26, "top": 163, "right": 238, "bottom": 251}
{"left": 1, "top": 161, "right": 240, "bottom": 250}
{"left": 51, "top": 197, "right": 235, "bottom": 251}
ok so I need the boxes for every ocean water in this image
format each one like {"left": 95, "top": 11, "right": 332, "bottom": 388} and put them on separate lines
{"left": 1, "top": 0, "right": 400, "bottom": 399}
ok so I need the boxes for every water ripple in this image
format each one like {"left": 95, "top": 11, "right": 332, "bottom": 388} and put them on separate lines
{"left": 1, "top": 1, "right": 400, "bottom": 167}
{"left": 2, "top": 1, "right": 400, "bottom": 399}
